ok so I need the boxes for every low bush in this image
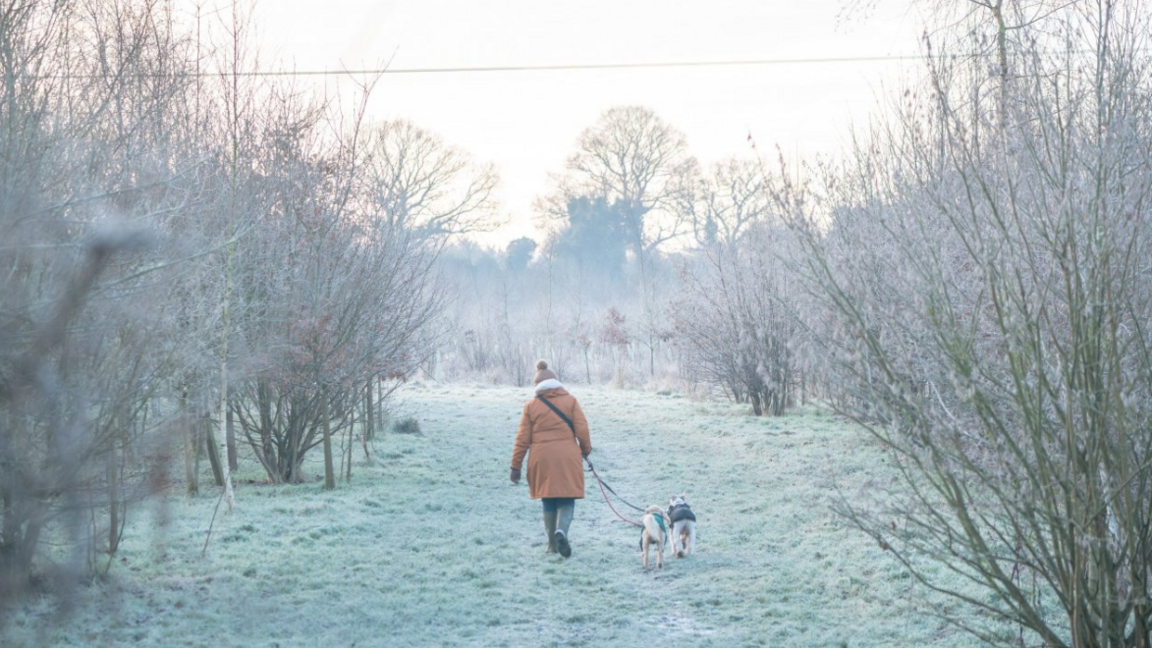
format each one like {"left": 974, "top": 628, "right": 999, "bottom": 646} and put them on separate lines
{"left": 392, "top": 417, "right": 421, "bottom": 435}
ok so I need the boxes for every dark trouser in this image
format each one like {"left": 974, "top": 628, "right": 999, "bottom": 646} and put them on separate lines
{"left": 541, "top": 497, "right": 575, "bottom": 513}
{"left": 541, "top": 498, "right": 575, "bottom": 558}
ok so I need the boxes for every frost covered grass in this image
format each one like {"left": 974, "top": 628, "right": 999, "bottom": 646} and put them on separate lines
{"left": 2, "top": 383, "right": 1000, "bottom": 647}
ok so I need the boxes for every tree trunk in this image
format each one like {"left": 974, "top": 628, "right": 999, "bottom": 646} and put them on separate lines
{"left": 364, "top": 378, "right": 374, "bottom": 442}
{"left": 322, "top": 388, "right": 335, "bottom": 490}
{"left": 0, "top": 409, "right": 24, "bottom": 583}
{"left": 225, "top": 403, "right": 237, "bottom": 471}
{"left": 106, "top": 445, "right": 119, "bottom": 555}
{"left": 749, "top": 391, "right": 763, "bottom": 416}
{"left": 649, "top": 336, "right": 655, "bottom": 378}
{"left": 361, "top": 379, "right": 373, "bottom": 460}
{"left": 182, "top": 390, "right": 198, "bottom": 496}
{"left": 205, "top": 423, "right": 225, "bottom": 487}
{"left": 344, "top": 417, "right": 354, "bottom": 482}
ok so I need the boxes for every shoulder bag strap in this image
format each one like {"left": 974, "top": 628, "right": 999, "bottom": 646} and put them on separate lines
{"left": 536, "top": 395, "right": 576, "bottom": 436}
{"left": 536, "top": 395, "right": 591, "bottom": 468}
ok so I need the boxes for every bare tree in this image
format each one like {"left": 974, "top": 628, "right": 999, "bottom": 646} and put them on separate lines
{"left": 541, "top": 105, "right": 700, "bottom": 256}
{"left": 1, "top": 0, "right": 208, "bottom": 609}
{"left": 785, "top": 2, "right": 1152, "bottom": 644}
{"left": 541, "top": 106, "right": 702, "bottom": 380}
{"left": 1, "top": 0, "right": 466, "bottom": 625}
{"left": 366, "top": 119, "right": 501, "bottom": 242}
{"left": 674, "top": 223, "right": 802, "bottom": 415}
{"left": 227, "top": 93, "right": 445, "bottom": 485}
{"left": 692, "top": 157, "right": 775, "bottom": 248}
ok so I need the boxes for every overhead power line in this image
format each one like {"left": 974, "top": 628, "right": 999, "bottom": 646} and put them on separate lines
{"left": 50, "top": 49, "right": 1123, "bottom": 80}
{"left": 42, "top": 54, "right": 948, "bottom": 80}
{"left": 242, "top": 54, "right": 933, "bottom": 77}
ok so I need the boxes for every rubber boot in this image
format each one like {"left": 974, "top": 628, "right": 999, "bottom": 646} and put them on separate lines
{"left": 554, "top": 505, "right": 574, "bottom": 558}
{"left": 542, "top": 510, "right": 558, "bottom": 554}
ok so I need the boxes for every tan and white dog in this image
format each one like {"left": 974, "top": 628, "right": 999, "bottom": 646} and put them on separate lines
{"left": 667, "top": 493, "right": 697, "bottom": 558}
{"left": 640, "top": 505, "right": 668, "bottom": 569}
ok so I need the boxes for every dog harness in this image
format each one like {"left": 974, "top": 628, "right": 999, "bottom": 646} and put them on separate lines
{"left": 668, "top": 504, "right": 696, "bottom": 523}
{"left": 639, "top": 513, "right": 668, "bottom": 549}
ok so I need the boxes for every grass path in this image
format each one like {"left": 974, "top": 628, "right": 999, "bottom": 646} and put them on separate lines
{"left": 3, "top": 383, "right": 991, "bottom": 647}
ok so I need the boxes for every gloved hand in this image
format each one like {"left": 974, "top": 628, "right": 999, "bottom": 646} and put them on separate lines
{"left": 510, "top": 467, "right": 521, "bottom": 484}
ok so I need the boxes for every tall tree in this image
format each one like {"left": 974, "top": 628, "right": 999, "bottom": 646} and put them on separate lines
{"left": 692, "top": 157, "right": 773, "bottom": 248}
{"left": 543, "top": 106, "right": 699, "bottom": 256}
{"left": 541, "top": 106, "right": 700, "bottom": 378}
{"left": 550, "top": 196, "right": 629, "bottom": 281}
{"left": 504, "top": 237, "right": 537, "bottom": 275}
{"left": 366, "top": 119, "right": 501, "bottom": 242}
{"left": 228, "top": 98, "right": 445, "bottom": 485}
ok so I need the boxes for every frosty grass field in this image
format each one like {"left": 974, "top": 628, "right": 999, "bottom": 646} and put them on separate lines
{"left": 3, "top": 383, "right": 999, "bottom": 647}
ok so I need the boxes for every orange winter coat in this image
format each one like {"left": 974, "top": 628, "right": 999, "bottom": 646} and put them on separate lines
{"left": 510, "top": 384, "right": 592, "bottom": 499}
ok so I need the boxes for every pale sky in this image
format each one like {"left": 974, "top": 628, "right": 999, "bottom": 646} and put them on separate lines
{"left": 224, "top": 0, "right": 930, "bottom": 246}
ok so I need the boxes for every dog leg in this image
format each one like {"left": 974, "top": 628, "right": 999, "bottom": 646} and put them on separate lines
{"left": 642, "top": 536, "right": 650, "bottom": 568}
{"left": 656, "top": 531, "right": 664, "bottom": 569}
{"left": 687, "top": 524, "right": 696, "bottom": 556}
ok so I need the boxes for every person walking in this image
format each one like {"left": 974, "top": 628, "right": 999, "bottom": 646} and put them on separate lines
{"left": 510, "top": 360, "right": 592, "bottom": 558}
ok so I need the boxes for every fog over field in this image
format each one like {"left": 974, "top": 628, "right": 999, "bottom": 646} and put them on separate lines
{"left": 3, "top": 1, "right": 1152, "bottom": 647}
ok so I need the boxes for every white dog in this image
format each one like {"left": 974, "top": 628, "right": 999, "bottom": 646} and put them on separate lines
{"left": 640, "top": 505, "right": 668, "bottom": 569}
{"left": 667, "top": 493, "right": 697, "bottom": 558}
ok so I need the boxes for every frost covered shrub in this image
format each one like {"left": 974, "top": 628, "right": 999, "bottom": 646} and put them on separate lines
{"left": 392, "top": 417, "right": 422, "bottom": 435}
{"left": 673, "top": 224, "right": 803, "bottom": 416}
{"left": 0, "top": 0, "right": 205, "bottom": 608}
{"left": 784, "top": 3, "right": 1152, "bottom": 645}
